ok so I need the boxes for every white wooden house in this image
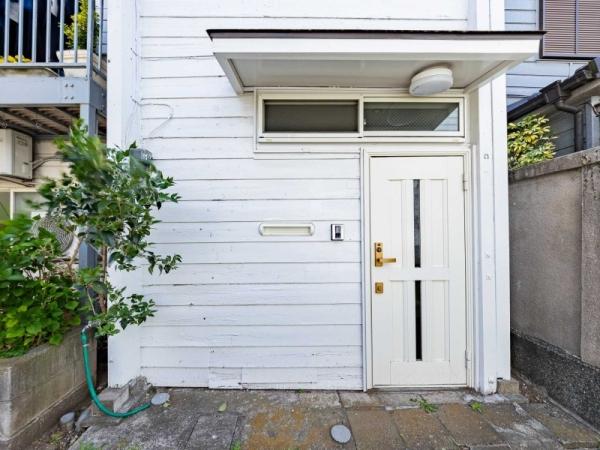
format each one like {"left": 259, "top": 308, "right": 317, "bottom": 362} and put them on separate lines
{"left": 106, "top": 0, "right": 542, "bottom": 394}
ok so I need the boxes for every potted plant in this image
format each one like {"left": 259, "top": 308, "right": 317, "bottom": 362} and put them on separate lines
{"left": 59, "top": 0, "right": 106, "bottom": 81}
{"left": 0, "top": 55, "right": 54, "bottom": 77}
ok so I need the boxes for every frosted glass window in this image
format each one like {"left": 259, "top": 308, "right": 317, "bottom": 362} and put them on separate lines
{"left": 364, "top": 102, "right": 459, "bottom": 132}
{"left": 263, "top": 100, "right": 359, "bottom": 133}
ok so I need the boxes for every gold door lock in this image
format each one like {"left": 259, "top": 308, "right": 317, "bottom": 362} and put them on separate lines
{"left": 374, "top": 282, "right": 384, "bottom": 294}
{"left": 374, "top": 242, "right": 397, "bottom": 267}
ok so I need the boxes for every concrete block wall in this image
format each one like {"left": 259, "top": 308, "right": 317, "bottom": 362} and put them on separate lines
{"left": 509, "top": 147, "right": 600, "bottom": 365}
{"left": 509, "top": 148, "right": 600, "bottom": 427}
{"left": 0, "top": 328, "right": 95, "bottom": 450}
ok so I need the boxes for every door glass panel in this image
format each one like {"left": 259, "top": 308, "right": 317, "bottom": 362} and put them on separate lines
{"left": 415, "top": 280, "right": 423, "bottom": 361}
{"left": 364, "top": 102, "right": 459, "bottom": 132}
{"left": 263, "top": 100, "right": 359, "bottom": 133}
{"left": 413, "top": 179, "right": 421, "bottom": 268}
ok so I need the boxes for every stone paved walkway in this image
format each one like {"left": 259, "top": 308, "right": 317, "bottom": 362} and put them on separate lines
{"left": 71, "top": 389, "right": 600, "bottom": 450}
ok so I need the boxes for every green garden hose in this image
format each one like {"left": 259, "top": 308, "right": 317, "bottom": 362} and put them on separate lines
{"left": 81, "top": 326, "right": 152, "bottom": 418}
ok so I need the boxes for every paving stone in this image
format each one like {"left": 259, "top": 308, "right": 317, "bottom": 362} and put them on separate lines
{"left": 296, "top": 391, "right": 341, "bottom": 409}
{"left": 339, "top": 391, "right": 380, "bottom": 408}
{"left": 523, "top": 403, "right": 600, "bottom": 449}
{"left": 347, "top": 409, "right": 406, "bottom": 449}
{"left": 464, "top": 393, "right": 527, "bottom": 405}
{"left": 480, "top": 403, "right": 560, "bottom": 449}
{"left": 185, "top": 413, "right": 239, "bottom": 450}
{"left": 467, "top": 445, "right": 511, "bottom": 449}
{"left": 239, "top": 406, "right": 350, "bottom": 449}
{"left": 376, "top": 391, "right": 421, "bottom": 409}
{"left": 419, "top": 390, "right": 468, "bottom": 404}
{"left": 392, "top": 408, "right": 458, "bottom": 449}
{"left": 72, "top": 405, "right": 199, "bottom": 449}
{"left": 435, "top": 404, "right": 505, "bottom": 447}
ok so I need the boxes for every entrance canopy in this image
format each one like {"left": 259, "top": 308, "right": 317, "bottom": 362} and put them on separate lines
{"left": 208, "top": 30, "right": 543, "bottom": 94}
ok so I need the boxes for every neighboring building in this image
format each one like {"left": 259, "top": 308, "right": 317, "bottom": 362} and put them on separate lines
{"left": 505, "top": 0, "right": 599, "bottom": 106}
{"left": 0, "top": 0, "right": 107, "bottom": 227}
{"left": 104, "top": 1, "right": 543, "bottom": 394}
{"left": 508, "top": 58, "right": 600, "bottom": 156}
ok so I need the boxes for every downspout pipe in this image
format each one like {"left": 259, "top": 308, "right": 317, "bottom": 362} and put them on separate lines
{"left": 541, "top": 82, "right": 584, "bottom": 152}
{"left": 554, "top": 99, "right": 584, "bottom": 153}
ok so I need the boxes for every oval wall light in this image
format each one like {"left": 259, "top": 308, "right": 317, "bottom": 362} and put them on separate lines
{"left": 409, "top": 66, "right": 454, "bottom": 96}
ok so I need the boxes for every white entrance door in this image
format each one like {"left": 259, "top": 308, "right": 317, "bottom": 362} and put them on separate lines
{"left": 370, "top": 156, "right": 467, "bottom": 387}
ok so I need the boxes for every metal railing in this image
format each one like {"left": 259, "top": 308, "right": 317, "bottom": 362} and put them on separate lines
{"left": 1, "top": 0, "right": 105, "bottom": 79}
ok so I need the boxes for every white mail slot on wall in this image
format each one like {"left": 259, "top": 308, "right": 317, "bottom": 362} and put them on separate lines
{"left": 259, "top": 222, "right": 315, "bottom": 237}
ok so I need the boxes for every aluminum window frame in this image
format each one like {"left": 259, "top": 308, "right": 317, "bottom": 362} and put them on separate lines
{"left": 256, "top": 90, "right": 466, "bottom": 145}
{"left": 362, "top": 97, "right": 464, "bottom": 138}
{"left": 257, "top": 92, "right": 363, "bottom": 140}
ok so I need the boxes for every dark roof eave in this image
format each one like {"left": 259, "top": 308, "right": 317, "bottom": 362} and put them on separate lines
{"left": 207, "top": 29, "right": 545, "bottom": 41}
{"left": 508, "top": 57, "right": 600, "bottom": 122}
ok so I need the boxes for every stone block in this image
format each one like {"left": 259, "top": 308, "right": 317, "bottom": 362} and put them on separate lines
{"left": 91, "top": 385, "right": 130, "bottom": 417}
{"left": 496, "top": 378, "right": 520, "bottom": 396}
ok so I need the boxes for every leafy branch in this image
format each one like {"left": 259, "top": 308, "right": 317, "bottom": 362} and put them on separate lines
{"left": 508, "top": 114, "right": 555, "bottom": 170}
{"left": 36, "top": 120, "right": 182, "bottom": 336}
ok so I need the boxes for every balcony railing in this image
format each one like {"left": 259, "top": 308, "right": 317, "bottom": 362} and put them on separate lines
{"left": 0, "top": 0, "right": 105, "bottom": 81}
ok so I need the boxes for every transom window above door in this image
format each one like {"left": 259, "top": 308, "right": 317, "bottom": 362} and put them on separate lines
{"left": 256, "top": 93, "right": 465, "bottom": 143}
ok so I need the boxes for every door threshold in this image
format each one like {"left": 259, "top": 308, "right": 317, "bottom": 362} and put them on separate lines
{"left": 373, "top": 385, "right": 468, "bottom": 392}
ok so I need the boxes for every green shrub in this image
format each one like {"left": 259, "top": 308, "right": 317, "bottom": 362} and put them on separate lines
{"left": 507, "top": 114, "right": 555, "bottom": 170}
{"left": 0, "top": 216, "right": 83, "bottom": 358}
{"left": 63, "top": 0, "right": 99, "bottom": 50}
{"left": 37, "top": 121, "right": 181, "bottom": 337}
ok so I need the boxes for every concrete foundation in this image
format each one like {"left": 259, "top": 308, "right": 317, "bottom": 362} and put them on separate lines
{"left": 512, "top": 330, "right": 600, "bottom": 429}
{"left": 0, "top": 328, "right": 96, "bottom": 450}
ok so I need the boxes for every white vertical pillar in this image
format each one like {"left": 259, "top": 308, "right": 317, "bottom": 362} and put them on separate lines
{"left": 489, "top": 0, "right": 511, "bottom": 381}
{"left": 469, "top": 0, "right": 511, "bottom": 393}
{"left": 106, "top": 0, "right": 143, "bottom": 388}
{"left": 473, "top": 83, "right": 499, "bottom": 394}
{"left": 491, "top": 76, "right": 511, "bottom": 381}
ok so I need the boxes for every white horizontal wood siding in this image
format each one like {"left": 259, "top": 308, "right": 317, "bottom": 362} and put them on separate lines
{"left": 505, "top": 0, "right": 585, "bottom": 105}
{"left": 136, "top": 0, "right": 478, "bottom": 388}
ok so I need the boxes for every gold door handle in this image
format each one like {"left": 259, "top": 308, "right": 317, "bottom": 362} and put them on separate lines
{"left": 374, "top": 242, "right": 397, "bottom": 267}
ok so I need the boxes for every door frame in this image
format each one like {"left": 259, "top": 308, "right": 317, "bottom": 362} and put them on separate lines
{"left": 361, "top": 144, "right": 474, "bottom": 390}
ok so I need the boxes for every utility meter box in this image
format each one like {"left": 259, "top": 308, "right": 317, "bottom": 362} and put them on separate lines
{"left": 0, "top": 129, "right": 33, "bottom": 179}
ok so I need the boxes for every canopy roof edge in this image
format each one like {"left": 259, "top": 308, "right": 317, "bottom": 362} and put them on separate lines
{"left": 209, "top": 29, "right": 544, "bottom": 94}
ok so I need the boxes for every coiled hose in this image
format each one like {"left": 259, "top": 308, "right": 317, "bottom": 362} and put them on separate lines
{"left": 81, "top": 325, "right": 151, "bottom": 418}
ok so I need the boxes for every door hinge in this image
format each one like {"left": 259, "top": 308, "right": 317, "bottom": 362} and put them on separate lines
{"left": 465, "top": 350, "right": 470, "bottom": 368}
{"left": 462, "top": 174, "right": 469, "bottom": 191}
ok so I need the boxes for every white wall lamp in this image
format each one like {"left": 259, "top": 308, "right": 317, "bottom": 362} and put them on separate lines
{"left": 409, "top": 66, "right": 454, "bottom": 96}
